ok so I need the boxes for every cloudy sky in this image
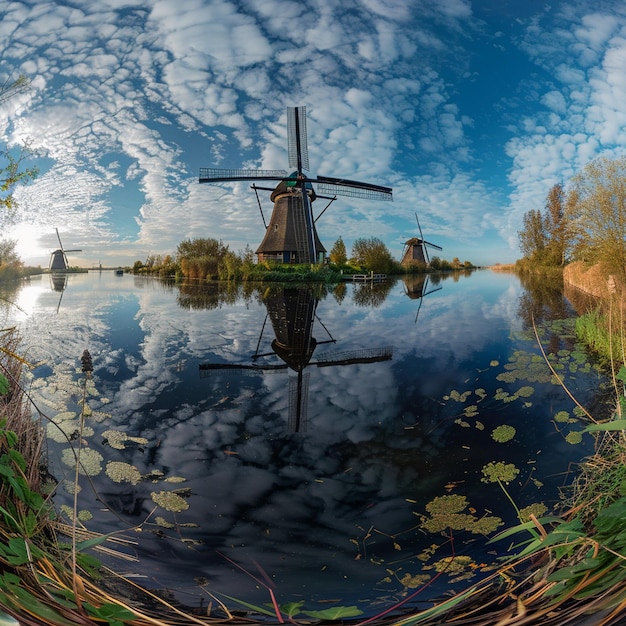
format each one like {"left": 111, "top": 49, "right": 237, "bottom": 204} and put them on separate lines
{"left": 2, "top": 0, "right": 626, "bottom": 268}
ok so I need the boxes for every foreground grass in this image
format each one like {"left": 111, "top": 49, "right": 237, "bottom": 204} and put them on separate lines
{"left": 3, "top": 314, "right": 626, "bottom": 624}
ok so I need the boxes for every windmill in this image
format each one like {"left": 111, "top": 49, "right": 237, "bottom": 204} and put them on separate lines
{"left": 401, "top": 273, "right": 442, "bottom": 323}
{"left": 199, "top": 286, "right": 392, "bottom": 433}
{"left": 401, "top": 213, "right": 442, "bottom": 267}
{"left": 199, "top": 106, "right": 393, "bottom": 264}
{"left": 49, "top": 229, "right": 82, "bottom": 272}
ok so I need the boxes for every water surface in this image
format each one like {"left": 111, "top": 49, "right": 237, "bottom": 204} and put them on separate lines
{"left": 1, "top": 270, "right": 606, "bottom": 618}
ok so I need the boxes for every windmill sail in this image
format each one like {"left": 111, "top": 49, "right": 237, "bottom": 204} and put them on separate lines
{"left": 199, "top": 106, "right": 392, "bottom": 264}
{"left": 288, "top": 106, "right": 309, "bottom": 173}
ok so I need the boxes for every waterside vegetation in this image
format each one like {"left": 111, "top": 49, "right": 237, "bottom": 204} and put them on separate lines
{"left": 128, "top": 235, "right": 475, "bottom": 283}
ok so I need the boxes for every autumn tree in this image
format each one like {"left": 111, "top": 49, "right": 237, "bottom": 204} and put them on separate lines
{"left": 0, "top": 238, "right": 23, "bottom": 281}
{"left": 351, "top": 236, "right": 397, "bottom": 274}
{"left": 518, "top": 183, "right": 574, "bottom": 267}
{"left": 329, "top": 236, "right": 347, "bottom": 265}
{"left": 566, "top": 156, "right": 626, "bottom": 282}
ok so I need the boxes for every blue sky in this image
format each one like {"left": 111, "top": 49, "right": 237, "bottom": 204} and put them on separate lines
{"left": 1, "top": 0, "right": 626, "bottom": 268}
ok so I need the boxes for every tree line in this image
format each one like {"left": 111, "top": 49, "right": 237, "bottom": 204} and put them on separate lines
{"left": 517, "top": 155, "right": 626, "bottom": 283}
{"left": 131, "top": 235, "right": 473, "bottom": 281}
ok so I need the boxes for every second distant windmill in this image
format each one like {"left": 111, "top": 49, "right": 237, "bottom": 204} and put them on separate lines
{"left": 49, "top": 228, "right": 82, "bottom": 272}
{"left": 199, "top": 106, "right": 393, "bottom": 264}
{"left": 401, "top": 213, "right": 442, "bottom": 267}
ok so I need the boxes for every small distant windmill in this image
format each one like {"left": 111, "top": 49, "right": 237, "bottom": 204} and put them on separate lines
{"left": 199, "top": 106, "right": 393, "bottom": 264}
{"left": 401, "top": 213, "right": 442, "bottom": 266}
{"left": 49, "top": 229, "right": 82, "bottom": 272}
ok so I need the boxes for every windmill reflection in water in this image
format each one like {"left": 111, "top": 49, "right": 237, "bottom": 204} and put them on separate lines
{"left": 199, "top": 286, "right": 393, "bottom": 432}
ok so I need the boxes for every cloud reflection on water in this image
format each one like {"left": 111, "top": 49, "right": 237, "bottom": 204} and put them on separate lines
{"left": 3, "top": 270, "right": 602, "bottom": 614}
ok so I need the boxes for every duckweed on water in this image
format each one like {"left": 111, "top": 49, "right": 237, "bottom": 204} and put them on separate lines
{"left": 565, "top": 431, "right": 584, "bottom": 445}
{"left": 60, "top": 504, "right": 93, "bottom": 522}
{"left": 481, "top": 461, "right": 520, "bottom": 484}
{"left": 102, "top": 429, "right": 149, "bottom": 450}
{"left": 399, "top": 572, "right": 430, "bottom": 588}
{"left": 105, "top": 461, "right": 142, "bottom": 485}
{"left": 425, "top": 555, "right": 476, "bottom": 577}
{"left": 420, "top": 495, "right": 503, "bottom": 535}
{"left": 491, "top": 425, "right": 516, "bottom": 443}
{"left": 518, "top": 502, "right": 548, "bottom": 521}
{"left": 155, "top": 516, "right": 176, "bottom": 528}
{"left": 554, "top": 410, "right": 575, "bottom": 423}
{"left": 61, "top": 447, "right": 103, "bottom": 476}
{"left": 150, "top": 490, "right": 190, "bottom": 512}
{"left": 47, "top": 419, "right": 95, "bottom": 443}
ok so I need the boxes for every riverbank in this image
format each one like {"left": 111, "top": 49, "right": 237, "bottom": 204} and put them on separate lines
{"left": 563, "top": 261, "right": 623, "bottom": 299}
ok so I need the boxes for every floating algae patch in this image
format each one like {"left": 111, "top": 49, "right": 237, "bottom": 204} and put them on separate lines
{"left": 102, "top": 429, "right": 149, "bottom": 450}
{"left": 61, "top": 447, "right": 103, "bottom": 476}
{"left": 399, "top": 572, "right": 431, "bottom": 589}
{"left": 47, "top": 419, "right": 95, "bottom": 443}
{"left": 424, "top": 555, "right": 477, "bottom": 580}
{"left": 151, "top": 490, "right": 190, "bottom": 512}
{"left": 518, "top": 502, "right": 548, "bottom": 522}
{"left": 106, "top": 461, "right": 142, "bottom": 485}
{"left": 60, "top": 504, "right": 93, "bottom": 522}
{"left": 491, "top": 425, "right": 516, "bottom": 443}
{"left": 444, "top": 390, "right": 472, "bottom": 403}
{"left": 565, "top": 431, "right": 584, "bottom": 445}
{"left": 515, "top": 385, "right": 534, "bottom": 398}
{"left": 497, "top": 351, "right": 552, "bottom": 385}
{"left": 481, "top": 461, "right": 519, "bottom": 484}
{"left": 155, "top": 517, "right": 176, "bottom": 529}
{"left": 554, "top": 410, "right": 576, "bottom": 424}
{"left": 420, "top": 494, "right": 503, "bottom": 535}
{"left": 463, "top": 405, "right": 479, "bottom": 418}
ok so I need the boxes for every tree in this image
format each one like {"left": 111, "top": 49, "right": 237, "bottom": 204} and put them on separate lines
{"left": 351, "top": 237, "right": 396, "bottom": 274}
{"left": 329, "top": 237, "right": 347, "bottom": 265}
{"left": 176, "top": 238, "right": 229, "bottom": 280}
{"left": 518, "top": 208, "right": 547, "bottom": 263}
{"left": 567, "top": 156, "right": 626, "bottom": 282}
{"left": 0, "top": 238, "right": 23, "bottom": 281}
{"left": 543, "top": 183, "right": 569, "bottom": 266}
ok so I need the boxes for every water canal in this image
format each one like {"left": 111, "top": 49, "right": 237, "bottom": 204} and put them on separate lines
{"left": 0, "top": 269, "right": 609, "bottom": 618}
